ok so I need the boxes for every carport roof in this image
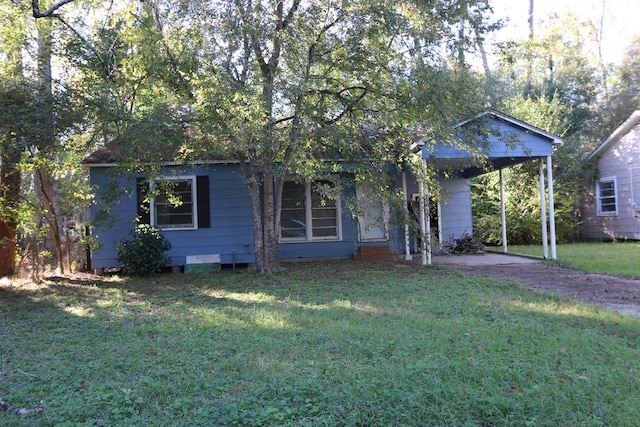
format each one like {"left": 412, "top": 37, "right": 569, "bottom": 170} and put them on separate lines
{"left": 420, "top": 110, "right": 563, "bottom": 178}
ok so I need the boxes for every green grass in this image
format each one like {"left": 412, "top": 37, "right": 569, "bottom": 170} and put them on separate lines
{"left": 2, "top": 261, "right": 640, "bottom": 426}
{"left": 495, "top": 242, "right": 640, "bottom": 278}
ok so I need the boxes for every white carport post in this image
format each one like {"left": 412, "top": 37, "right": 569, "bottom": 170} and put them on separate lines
{"left": 402, "top": 171, "right": 413, "bottom": 261}
{"left": 547, "top": 155, "right": 557, "bottom": 260}
{"left": 419, "top": 159, "right": 432, "bottom": 266}
{"left": 499, "top": 168, "right": 508, "bottom": 253}
{"left": 538, "top": 158, "right": 549, "bottom": 258}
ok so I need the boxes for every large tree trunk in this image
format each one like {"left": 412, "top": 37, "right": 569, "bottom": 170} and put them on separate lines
{"left": 261, "top": 165, "right": 279, "bottom": 273}
{"left": 237, "top": 154, "right": 282, "bottom": 273}
{"left": 0, "top": 151, "right": 21, "bottom": 277}
{"left": 247, "top": 177, "right": 265, "bottom": 272}
{"left": 35, "top": 165, "right": 64, "bottom": 274}
{"left": 0, "top": 9, "right": 25, "bottom": 278}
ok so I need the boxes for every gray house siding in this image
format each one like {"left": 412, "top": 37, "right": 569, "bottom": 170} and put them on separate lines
{"left": 584, "top": 120, "right": 640, "bottom": 240}
{"left": 438, "top": 177, "right": 473, "bottom": 242}
{"left": 400, "top": 172, "right": 473, "bottom": 248}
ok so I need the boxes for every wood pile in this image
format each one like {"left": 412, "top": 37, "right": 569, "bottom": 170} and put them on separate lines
{"left": 450, "top": 235, "right": 484, "bottom": 255}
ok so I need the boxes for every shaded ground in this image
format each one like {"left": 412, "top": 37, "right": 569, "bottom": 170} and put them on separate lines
{"left": 446, "top": 259, "right": 640, "bottom": 317}
{"left": 6, "top": 255, "right": 640, "bottom": 317}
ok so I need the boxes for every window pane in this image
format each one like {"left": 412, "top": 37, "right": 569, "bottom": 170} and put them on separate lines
{"left": 281, "top": 180, "right": 339, "bottom": 240}
{"left": 312, "top": 217, "right": 337, "bottom": 227}
{"left": 600, "top": 198, "right": 616, "bottom": 212}
{"left": 154, "top": 179, "right": 195, "bottom": 228}
{"left": 598, "top": 180, "right": 616, "bottom": 214}
{"left": 313, "top": 227, "right": 338, "bottom": 237}
{"left": 281, "top": 182, "right": 306, "bottom": 238}
{"left": 310, "top": 182, "right": 337, "bottom": 238}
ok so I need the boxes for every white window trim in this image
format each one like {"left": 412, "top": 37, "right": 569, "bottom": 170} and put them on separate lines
{"left": 280, "top": 180, "right": 342, "bottom": 242}
{"left": 150, "top": 175, "right": 199, "bottom": 231}
{"left": 596, "top": 176, "right": 618, "bottom": 216}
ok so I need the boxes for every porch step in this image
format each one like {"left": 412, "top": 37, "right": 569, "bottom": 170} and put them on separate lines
{"left": 353, "top": 245, "right": 398, "bottom": 261}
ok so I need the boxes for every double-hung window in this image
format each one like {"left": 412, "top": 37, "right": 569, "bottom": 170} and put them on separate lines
{"left": 280, "top": 180, "right": 341, "bottom": 241}
{"left": 136, "top": 175, "right": 211, "bottom": 230}
{"left": 596, "top": 177, "right": 617, "bottom": 216}
{"left": 151, "top": 177, "right": 198, "bottom": 230}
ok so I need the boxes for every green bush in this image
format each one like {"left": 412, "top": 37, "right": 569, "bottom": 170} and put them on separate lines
{"left": 116, "top": 224, "right": 172, "bottom": 276}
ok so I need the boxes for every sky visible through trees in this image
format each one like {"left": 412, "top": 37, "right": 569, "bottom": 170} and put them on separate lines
{"left": 486, "top": 0, "right": 640, "bottom": 66}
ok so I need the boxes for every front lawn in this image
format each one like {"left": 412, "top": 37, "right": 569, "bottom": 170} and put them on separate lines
{"left": 498, "top": 242, "right": 640, "bottom": 278}
{"left": 1, "top": 261, "right": 640, "bottom": 426}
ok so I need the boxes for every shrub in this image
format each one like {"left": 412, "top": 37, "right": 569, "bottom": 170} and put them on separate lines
{"left": 116, "top": 224, "right": 172, "bottom": 276}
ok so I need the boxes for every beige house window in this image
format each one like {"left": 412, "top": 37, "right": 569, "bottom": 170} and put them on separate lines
{"left": 596, "top": 177, "right": 617, "bottom": 216}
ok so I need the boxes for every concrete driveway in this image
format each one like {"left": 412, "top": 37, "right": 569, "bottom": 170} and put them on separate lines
{"left": 433, "top": 252, "right": 542, "bottom": 266}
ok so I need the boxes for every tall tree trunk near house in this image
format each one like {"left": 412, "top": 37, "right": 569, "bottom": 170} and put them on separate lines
{"left": 457, "top": 1, "right": 468, "bottom": 65}
{"left": 247, "top": 176, "right": 265, "bottom": 271}
{"left": 475, "top": 28, "right": 491, "bottom": 80}
{"left": 36, "top": 12, "right": 65, "bottom": 274}
{"left": 596, "top": 0, "right": 609, "bottom": 101}
{"left": 0, "top": 8, "right": 26, "bottom": 278}
{"left": 0, "top": 151, "right": 21, "bottom": 277}
{"left": 237, "top": 154, "right": 282, "bottom": 273}
{"left": 526, "top": 0, "right": 535, "bottom": 95}
{"left": 261, "top": 165, "right": 281, "bottom": 273}
{"left": 35, "top": 165, "right": 64, "bottom": 274}
{"left": 528, "top": 0, "right": 534, "bottom": 40}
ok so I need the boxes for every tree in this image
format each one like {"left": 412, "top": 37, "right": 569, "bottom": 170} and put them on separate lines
{"left": 179, "top": 0, "right": 494, "bottom": 272}
{"left": 475, "top": 9, "right": 607, "bottom": 245}
{"left": 194, "top": 0, "right": 413, "bottom": 272}
{"left": 0, "top": 3, "right": 29, "bottom": 277}
{"left": 0, "top": 84, "right": 29, "bottom": 277}
{"left": 76, "top": 0, "right": 494, "bottom": 273}
{"left": 604, "top": 34, "right": 640, "bottom": 133}
{"left": 0, "top": 0, "right": 92, "bottom": 276}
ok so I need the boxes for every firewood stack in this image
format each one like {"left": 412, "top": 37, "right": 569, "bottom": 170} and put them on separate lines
{"left": 450, "top": 235, "right": 484, "bottom": 255}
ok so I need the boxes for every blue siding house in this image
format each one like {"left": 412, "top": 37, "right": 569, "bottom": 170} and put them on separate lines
{"left": 83, "top": 110, "right": 562, "bottom": 270}
{"left": 87, "top": 163, "right": 368, "bottom": 269}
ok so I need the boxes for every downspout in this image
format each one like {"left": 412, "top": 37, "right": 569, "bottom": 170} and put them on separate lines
{"left": 499, "top": 168, "right": 508, "bottom": 253}
{"left": 547, "top": 156, "right": 557, "bottom": 260}
{"left": 538, "top": 158, "right": 549, "bottom": 258}
{"left": 402, "top": 171, "right": 413, "bottom": 261}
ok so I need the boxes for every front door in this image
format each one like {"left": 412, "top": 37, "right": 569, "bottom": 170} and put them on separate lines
{"left": 356, "top": 181, "right": 388, "bottom": 241}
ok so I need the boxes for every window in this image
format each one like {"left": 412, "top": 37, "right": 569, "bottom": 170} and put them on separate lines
{"left": 280, "top": 180, "right": 340, "bottom": 241}
{"left": 597, "top": 177, "right": 617, "bottom": 215}
{"left": 136, "top": 175, "right": 210, "bottom": 230}
{"left": 152, "top": 177, "right": 197, "bottom": 229}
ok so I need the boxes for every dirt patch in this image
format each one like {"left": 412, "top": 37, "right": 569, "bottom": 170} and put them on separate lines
{"left": 451, "top": 262, "right": 640, "bottom": 317}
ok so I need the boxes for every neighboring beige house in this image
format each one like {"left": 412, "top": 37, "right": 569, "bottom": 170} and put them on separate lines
{"left": 583, "top": 111, "right": 640, "bottom": 240}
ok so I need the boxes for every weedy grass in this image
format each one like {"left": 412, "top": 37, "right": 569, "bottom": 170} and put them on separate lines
{"left": 498, "top": 242, "right": 640, "bottom": 278}
{"left": 1, "top": 261, "right": 640, "bottom": 426}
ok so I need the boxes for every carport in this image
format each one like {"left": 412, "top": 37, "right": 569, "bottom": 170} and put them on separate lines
{"left": 409, "top": 110, "right": 563, "bottom": 265}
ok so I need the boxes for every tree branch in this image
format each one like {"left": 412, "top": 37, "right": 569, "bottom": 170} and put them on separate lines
{"left": 279, "top": 0, "right": 301, "bottom": 32}
{"left": 146, "top": 3, "right": 195, "bottom": 98}
{"left": 31, "top": 0, "right": 75, "bottom": 18}
{"left": 324, "top": 87, "right": 369, "bottom": 126}
{"left": 54, "top": 15, "right": 105, "bottom": 67}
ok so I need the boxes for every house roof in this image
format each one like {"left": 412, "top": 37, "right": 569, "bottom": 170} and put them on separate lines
{"left": 586, "top": 110, "right": 640, "bottom": 162}
{"left": 82, "top": 138, "right": 229, "bottom": 166}
{"left": 421, "top": 109, "right": 563, "bottom": 178}
{"left": 83, "top": 109, "right": 563, "bottom": 176}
